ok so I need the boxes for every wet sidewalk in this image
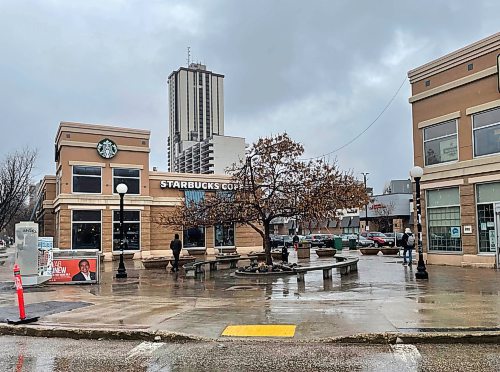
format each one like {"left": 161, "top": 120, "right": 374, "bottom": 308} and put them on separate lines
{"left": 0, "top": 248, "right": 499, "bottom": 341}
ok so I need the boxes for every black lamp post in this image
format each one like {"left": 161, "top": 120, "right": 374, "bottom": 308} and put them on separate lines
{"left": 361, "top": 172, "right": 369, "bottom": 232}
{"left": 410, "top": 166, "right": 428, "bottom": 280}
{"left": 115, "top": 183, "right": 128, "bottom": 279}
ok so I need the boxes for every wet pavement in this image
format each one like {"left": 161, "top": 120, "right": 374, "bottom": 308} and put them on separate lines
{"left": 1, "top": 335, "right": 500, "bottom": 371}
{"left": 0, "top": 247, "right": 499, "bottom": 340}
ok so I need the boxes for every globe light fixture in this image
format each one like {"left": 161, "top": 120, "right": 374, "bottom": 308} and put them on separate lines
{"left": 116, "top": 183, "right": 128, "bottom": 279}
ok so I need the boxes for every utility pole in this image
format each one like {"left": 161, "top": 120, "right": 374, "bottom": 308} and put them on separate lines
{"left": 361, "top": 172, "right": 369, "bottom": 232}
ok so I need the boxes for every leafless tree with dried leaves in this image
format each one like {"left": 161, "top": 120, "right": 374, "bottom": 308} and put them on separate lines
{"left": 158, "top": 133, "right": 368, "bottom": 265}
{"left": 0, "top": 149, "right": 37, "bottom": 233}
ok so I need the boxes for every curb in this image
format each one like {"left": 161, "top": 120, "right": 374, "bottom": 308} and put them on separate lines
{"left": 1, "top": 325, "right": 500, "bottom": 344}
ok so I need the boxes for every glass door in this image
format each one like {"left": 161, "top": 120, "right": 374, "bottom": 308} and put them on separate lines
{"left": 494, "top": 204, "right": 500, "bottom": 269}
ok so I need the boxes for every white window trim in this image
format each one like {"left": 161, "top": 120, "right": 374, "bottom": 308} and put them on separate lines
{"left": 472, "top": 107, "right": 500, "bottom": 159}
{"left": 182, "top": 226, "right": 206, "bottom": 249}
{"left": 426, "top": 187, "right": 462, "bottom": 253}
{"left": 213, "top": 222, "right": 236, "bottom": 248}
{"left": 72, "top": 165, "right": 102, "bottom": 195}
{"left": 112, "top": 210, "right": 141, "bottom": 252}
{"left": 112, "top": 168, "right": 141, "bottom": 195}
{"left": 423, "top": 120, "right": 459, "bottom": 167}
{"left": 475, "top": 182, "right": 500, "bottom": 254}
{"left": 71, "top": 210, "right": 102, "bottom": 252}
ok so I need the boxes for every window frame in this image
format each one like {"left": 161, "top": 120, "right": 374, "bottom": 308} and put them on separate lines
{"left": 214, "top": 222, "right": 236, "bottom": 248}
{"left": 472, "top": 106, "right": 500, "bottom": 159}
{"left": 112, "top": 168, "right": 141, "bottom": 195}
{"left": 71, "top": 209, "right": 102, "bottom": 251}
{"left": 112, "top": 209, "right": 141, "bottom": 252}
{"left": 425, "top": 187, "right": 462, "bottom": 253}
{"left": 423, "top": 119, "right": 459, "bottom": 167}
{"left": 72, "top": 165, "right": 102, "bottom": 194}
{"left": 475, "top": 182, "right": 500, "bottom": 255}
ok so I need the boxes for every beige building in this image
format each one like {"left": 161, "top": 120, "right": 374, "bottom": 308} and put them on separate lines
{"left": 35, "top": 122, "right": 262, "bottom": 260}
{"left": 408, "top": 32, "right": 500, "bottom": 268}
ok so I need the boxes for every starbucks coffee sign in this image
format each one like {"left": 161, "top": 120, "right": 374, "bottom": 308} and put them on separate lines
{"left": 160, "top": 180, "right": 240, "bottom": 191}
{"left": 97, "top": 138, "right": 118, "bottom": 159}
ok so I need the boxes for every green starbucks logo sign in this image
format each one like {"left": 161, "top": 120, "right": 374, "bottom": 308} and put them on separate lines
{"left": 97, "top": 138, "right": 118, "bottom": 159}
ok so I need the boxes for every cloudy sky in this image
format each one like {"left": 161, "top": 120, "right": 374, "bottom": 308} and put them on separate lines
{"left": 1, "top": 0, "right": 499, "bottom": 193}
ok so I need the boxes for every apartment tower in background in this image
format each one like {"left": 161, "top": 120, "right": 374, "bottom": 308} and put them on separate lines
{"left": 167, "top": 63, "right": 244, "bottom": 174}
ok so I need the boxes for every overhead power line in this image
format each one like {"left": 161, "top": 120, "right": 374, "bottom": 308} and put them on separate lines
{"left": 301, "top": 76, "right": 408, "bottom": 161}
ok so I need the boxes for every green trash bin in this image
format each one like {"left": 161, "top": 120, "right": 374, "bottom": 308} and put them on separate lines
{"left": 334, "top": 237, "right": 343, "bottom": 250}
{"left": 348, "top": 238, "right": 357, "bottom": 250}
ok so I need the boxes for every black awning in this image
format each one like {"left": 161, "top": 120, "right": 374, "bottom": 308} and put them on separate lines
{"left": 340, "top": 217, "right": 351, "bottom": 228}
{"left": 350, "top": 216, "right": 360, "bottom": 228}
{"left": 328, "top": 219, "right": 338, "bottom": 228}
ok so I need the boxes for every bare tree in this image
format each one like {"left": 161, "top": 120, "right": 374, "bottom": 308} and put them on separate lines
{"left": 158, "top": 133, "right": 368, "bottom": 266}
{"left": 0, "top": 149, "right": 37, "bottom": 232}
{"left": 373, "top": 201, "right": 396, "bottom": 233}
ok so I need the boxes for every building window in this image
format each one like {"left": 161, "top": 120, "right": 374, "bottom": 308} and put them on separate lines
{"left": 183, "top": 226, "right": 205, "bottom": 248}
{"left": 72, "top": 166, "right": 101, "bottom": 193}
{"left": 473, "top": 107, "right": 500, "bottom": 157}
{"left": 72, "top": 210, "right": 101, "bottom": 250}
{"left": 113, "top": 168, "right": 140, "bottom": 195}
{"left": 476, "top": 182, "right": 500, "bottom": 253}
{"left": 426, "top": 188, "right": 461, "bottom": 252}
{"left": 113, "top": 210, "right": 140, "bottom": 251}
{"left": 423, "top": 120, "right": 458, "bottom": 166}
{"left": 215, "top": 222, "right": 235, "bottom": 247}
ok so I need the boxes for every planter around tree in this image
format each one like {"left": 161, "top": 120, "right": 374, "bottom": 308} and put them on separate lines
{"left": 215, "top": 253, "right": 240, "bottom": 259}
{"left": 315, "top": 248, "right": 336, "bottom": 257}
{"left": 380, "top": 247, "right": 400, "bottom": 255}
{"left": 142, "top": 256, "right": 170, "bottom": 269}
{"left": 359, "top": 247, "right": 380, "bottom": 255}
{"left": 271, "top": 250, "right": 282, "bottom": 260}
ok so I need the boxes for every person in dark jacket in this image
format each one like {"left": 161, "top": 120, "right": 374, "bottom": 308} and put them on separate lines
{"left": 170, "top": 233, "right": 182, "bottom": 272}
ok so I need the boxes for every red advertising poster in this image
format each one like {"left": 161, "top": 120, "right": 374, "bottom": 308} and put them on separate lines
{"left": 50, "top": 258, "right": 98, "bottom": 284}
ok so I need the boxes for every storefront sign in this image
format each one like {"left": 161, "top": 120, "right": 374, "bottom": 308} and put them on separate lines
{"left": 97, "top": 138, "right": 118, "bottom": 159}
{"left": 49, "top": 257, "right": 98, "bottom": 284}
{"left": 160, "top": 180, "right": 240, "bottom": 191}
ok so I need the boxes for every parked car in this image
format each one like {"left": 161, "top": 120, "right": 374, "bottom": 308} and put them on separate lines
{"left": 304, "top": 234, "right": 335, "bottom": 248}
{"left": 357, "top": 236, "right": 373, "bottom": 247}
{"left": 360, "top": 232, "right": 394, "bottom": 247}
{"left": 383, "top": 232, "right": 396, "bottom": 245}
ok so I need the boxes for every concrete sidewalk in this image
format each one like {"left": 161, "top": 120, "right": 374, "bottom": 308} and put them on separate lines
{"left": 0, "top": 248, "right": 499, "bottom": 342}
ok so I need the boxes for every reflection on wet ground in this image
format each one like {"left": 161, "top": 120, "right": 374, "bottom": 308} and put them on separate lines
{"left": 0, "top": 249, "right": 499, "bottom": 339}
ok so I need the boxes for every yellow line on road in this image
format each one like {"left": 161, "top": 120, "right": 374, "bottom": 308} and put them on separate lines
{"left": 222, "top": 324, "right": 296, "bottom": 337}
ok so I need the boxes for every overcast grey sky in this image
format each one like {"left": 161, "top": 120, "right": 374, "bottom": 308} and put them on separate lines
{"left": 1, "top": 0, "right": 499, "bottom": 193}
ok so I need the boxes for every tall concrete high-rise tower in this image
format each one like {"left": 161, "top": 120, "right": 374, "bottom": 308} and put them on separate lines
{"left": 167, "top": 63, "right": 245, "bottom": 174}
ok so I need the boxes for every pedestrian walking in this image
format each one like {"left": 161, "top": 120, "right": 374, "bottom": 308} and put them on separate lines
{"left": 293, "top": 234, "right": 299, "bottom": 251}
{"left": 170, "top": 233, "right": 182, "bottom": 272}
{"left": 401, "top": 227, "right": 415, "bottom": 266}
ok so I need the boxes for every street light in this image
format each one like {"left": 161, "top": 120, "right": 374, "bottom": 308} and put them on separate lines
{"left": 115, "top": 183, "right": 128, "bottom": 279}
{"left": 361, "top": 173, "right": 369, "bottom": 232}
{"left": 409, "top": 166, "right": 428, "bottom": 280}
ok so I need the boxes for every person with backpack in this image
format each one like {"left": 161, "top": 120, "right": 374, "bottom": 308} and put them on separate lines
{"left": 401, "top": 227, "right": 415, "bottom": 266}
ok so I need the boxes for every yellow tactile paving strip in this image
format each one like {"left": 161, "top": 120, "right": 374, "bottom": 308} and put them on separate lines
{"left": 221, "top": 324, "right": 296, "bottom": 337}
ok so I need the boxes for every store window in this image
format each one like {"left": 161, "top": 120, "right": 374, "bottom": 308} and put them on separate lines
{"left": 73, "top": 166, "right": 101, "bottom": 193}
{"left": 112, "top": 210, "right": 140, "bottom": 251}
{"left": 476, "top": 182, "right": 500, "bottom": 253}
{"left": 473, "top": 107, "right": 500, "bottom": 157}
{"left": 183, "top": 226, "right": 205, "bottom": 248}
{"left": 113, "top": 168, "right": 140, "bottom": 195}
{"left": 426, "top": 188, "right": 462, "bottom": 252}
{"left": 215, "top": 223, "right": 235, "bottom": 247}
{"left": 72, "top": 210, "right": 101, "bottom": 250}
{"left": 423, "top": 120, "right": 458, "bottom": 166}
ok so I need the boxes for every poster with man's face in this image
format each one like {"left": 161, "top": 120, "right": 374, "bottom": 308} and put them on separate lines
{"left": 49, "top": 258, "right": 98, "bottom": 284}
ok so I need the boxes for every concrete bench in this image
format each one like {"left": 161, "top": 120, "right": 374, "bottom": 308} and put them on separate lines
{"left": 184, "top": 255, "right": 256, "bottom": 276}
{"left": 293, "top": 255, "right": 359, "bottom": 282}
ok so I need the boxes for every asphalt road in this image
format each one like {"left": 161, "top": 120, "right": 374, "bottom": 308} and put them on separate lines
{"left": 0, "top": 336, "right": 499, "bottom": 371}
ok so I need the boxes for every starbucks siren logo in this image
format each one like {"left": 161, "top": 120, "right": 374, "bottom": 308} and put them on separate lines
{"left": 97, "top": 138, "right": 118, "bottom": 159}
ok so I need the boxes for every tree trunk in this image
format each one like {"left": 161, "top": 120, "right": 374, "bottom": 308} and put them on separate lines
{"left": 264, "top": 222, "right": 273, "bottom": 266}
